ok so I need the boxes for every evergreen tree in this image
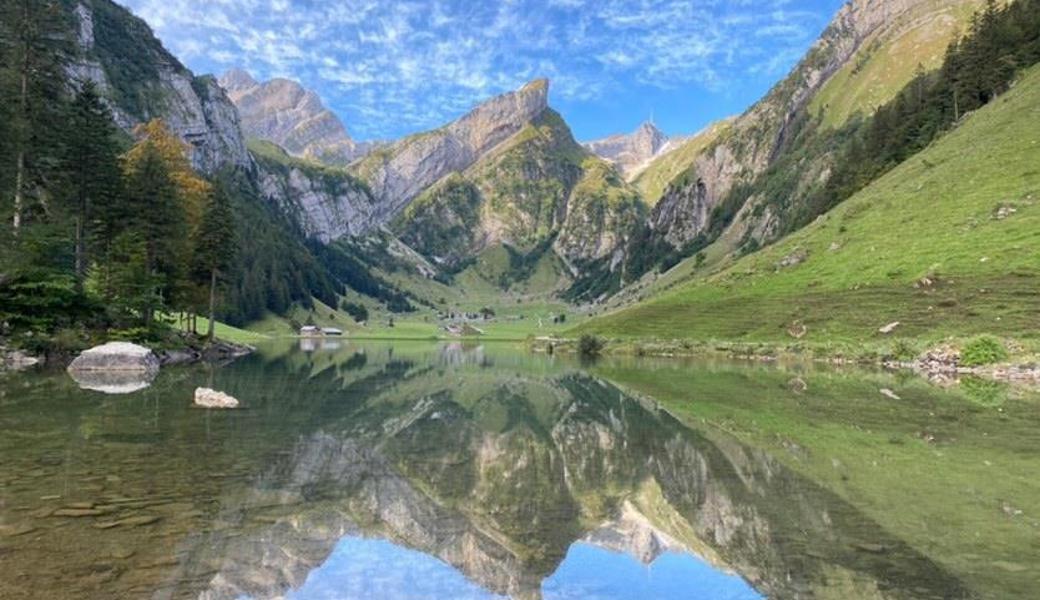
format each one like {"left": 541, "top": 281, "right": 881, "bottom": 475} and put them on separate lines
{"left": 63, "top": 82, "right": 125, "bottom": 287}
{"left": 123, "top": 140, "right": 185, "bottom": 325}
{"left": 1, "top": 0, "right": 70, "bottom": 231}
{"left": 192, "top": 183, "right": 237, "bottom": 342}
{"left": 104, "top": 231, "right": 160, "bottom": 326}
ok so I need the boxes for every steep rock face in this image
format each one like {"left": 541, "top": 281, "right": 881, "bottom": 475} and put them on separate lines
{"left": 219, "top": 69, "right": 375, "bottom": 166}
{"left": 63, "top": 1, "right": 250, "bottom": 174}
{"left": 393, "top": 110, "right": 644, "bottom": 274}
{"left": 650, "top": 0, "right": 964, "bottom": 248}
{"left": 584, "top": 121, "right": 669, "bottom": 179}
{"left": 353, "top": 79, "right": 551, "bottom": 223}
{"left": 251, "top": 143, "right": 378, "bottom": 242}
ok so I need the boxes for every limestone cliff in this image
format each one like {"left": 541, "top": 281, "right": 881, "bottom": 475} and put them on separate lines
{"left": 250, "top": 142, "right": 378, "bottom": 243}
{"left": 650, "top": 0, "right": 984, "bottom": 249}
{"left": 353, "top": 79, "right": 551, "bottom": 223}
{"left": 63, "top": 0, "right": 250, "bottom": 174}
{"left": 219, "top": 69, "right": 377, "bottom": 166}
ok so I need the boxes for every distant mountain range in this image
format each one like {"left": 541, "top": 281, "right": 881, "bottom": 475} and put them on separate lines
{"left": 53, "top": 0, "right": 1016, "bottom": 325}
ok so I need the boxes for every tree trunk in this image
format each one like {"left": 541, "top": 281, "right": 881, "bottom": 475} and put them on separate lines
{"left": 74, "top": 215, "right": 84, "bottom": 290}
{"left": 207, "top": 268, "right": 217, "bottom": 343}
{"left": 13, "top": 0, "right": 29, "bottom": 232}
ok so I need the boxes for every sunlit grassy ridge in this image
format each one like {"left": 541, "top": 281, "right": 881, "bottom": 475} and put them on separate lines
{"left": 810, "top": 0, "right": 986, "bottom": 129}
{"left": 578, "top": 65, "right": 1040, "bottom": 345}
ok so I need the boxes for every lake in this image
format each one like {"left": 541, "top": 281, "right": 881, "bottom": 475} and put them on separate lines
{"left": 0, "top": 341, "right": 1037, "bottom": 599}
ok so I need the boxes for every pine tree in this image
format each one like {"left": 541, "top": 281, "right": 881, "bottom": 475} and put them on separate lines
{"left": 192, "top": 183, "right": 237, "bottom": 342}
{"left": 63, "top": 82, "right": 125, "bottom": 288}
{"left": 123, "top": 140, "right": 186, "bottom": 326}
{"left": 2, "top": 0, "right": 70, "bottom": 231}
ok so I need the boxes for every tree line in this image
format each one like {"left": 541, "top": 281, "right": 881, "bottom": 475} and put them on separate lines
{"left": 0, "top": 1, "right": 234, "bottom": 347}
{"left": 809, "top": 0, "right": 1040, "bottom": 220}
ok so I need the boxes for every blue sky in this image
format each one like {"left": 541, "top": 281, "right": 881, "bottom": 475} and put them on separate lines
{"left": 119, "top": 0, "right": 847, "bottom": 142}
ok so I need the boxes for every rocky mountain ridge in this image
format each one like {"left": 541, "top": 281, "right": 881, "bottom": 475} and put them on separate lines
{"left": 350, "top": 79, "right": 553, "bottom": 224}
{"left": 218, "top": 69, "right": 377, "bottom": 166}
{"left": 649, "top": 0, "right": 982, "bottom": 250}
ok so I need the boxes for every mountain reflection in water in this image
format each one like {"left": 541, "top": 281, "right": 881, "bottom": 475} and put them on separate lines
{"left": 0, "top": 341, "right": 1023, "bottom": 599}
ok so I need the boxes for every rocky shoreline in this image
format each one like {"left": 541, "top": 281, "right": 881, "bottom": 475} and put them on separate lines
{"left": 1, "top": 339, "right": 254, "bottom": 374}
{"left": 531, "top": 337, "right": 1040, "bottom": 387}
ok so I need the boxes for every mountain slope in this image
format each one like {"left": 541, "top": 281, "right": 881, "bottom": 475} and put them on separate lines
{"left": 577, "top": 64, "right": 1040, "bottom": 343}
{"left": 64, "top": 0, "right": 250, "bottom": 173}
{"left": 569, "top": 0, "right": 995, "bottom": 302}
{"left": 351, "top": 80, "right": 552, "bottom": 224}
{"left": 632, "top": 119, "right": 733, "bottom": 205}
{"left": 583, "top": 122, "right": 668, "bottom": 179}
{"left": 219, "top": 69, "right": 376, "bottom": 166}
{"left": 392, "top": 110, "right": 645, "bottom": 284}
{"left": 809, "top": 0, "right": 987, "bottom": 128}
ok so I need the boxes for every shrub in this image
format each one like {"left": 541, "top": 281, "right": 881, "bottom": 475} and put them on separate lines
{"left": 889, "top": 339, "right": 921, "bottom": 362}
{"left": 578, "top": 335, "right": 605, "bottom": 358}
{"left": 960, "top": 336, "right": 1009, "bottom": 367}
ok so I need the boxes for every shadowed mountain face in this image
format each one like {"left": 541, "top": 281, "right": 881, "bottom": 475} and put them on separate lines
{"left": 134, "top": 347, "right": 969, "bottom": 600}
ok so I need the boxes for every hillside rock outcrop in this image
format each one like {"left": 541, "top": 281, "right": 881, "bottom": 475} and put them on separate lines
{"left": 64, "top": 1, "right": 250, "bottom": 174}
{"left": 650, "top": 0, "right": 971, "bottom": 249}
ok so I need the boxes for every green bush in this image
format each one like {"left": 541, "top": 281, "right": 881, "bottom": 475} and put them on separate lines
{"left": 578, "top": 335, "right": 605, "bottom": 358}
{"left": 960, "top": 336, "right": 1009, "bottom": 367}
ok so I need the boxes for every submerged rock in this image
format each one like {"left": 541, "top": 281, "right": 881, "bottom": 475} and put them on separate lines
{"left": 194, "top": 388, "right": 240, "bottom": 409}
{"left": 67, "top": 342, "right": 160, "bottom": 374}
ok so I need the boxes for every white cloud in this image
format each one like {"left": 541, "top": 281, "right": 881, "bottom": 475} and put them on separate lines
{"left": 119, "top": 0, "right": 836, "bottom": 139}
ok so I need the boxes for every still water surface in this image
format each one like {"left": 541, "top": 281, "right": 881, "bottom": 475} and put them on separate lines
{"left": 0, "top": 341, "right": 1037, "bottom": 599}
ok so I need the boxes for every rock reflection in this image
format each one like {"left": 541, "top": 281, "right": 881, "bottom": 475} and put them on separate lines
{"left": 67, "top": 368, "right": 157, "bottom": 394}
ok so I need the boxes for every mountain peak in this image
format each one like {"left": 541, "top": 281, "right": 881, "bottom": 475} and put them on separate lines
{"left": 218, "top": 70, "right": 369, "bottom": 166}
{"left": 218, "top": 68, "right": 258, "bottom": 92}
{"left": 521, "top": 78, "right": 549, "bottom": 94}
{"left": 584, "top": 121, "right": 670, "bottom": 179}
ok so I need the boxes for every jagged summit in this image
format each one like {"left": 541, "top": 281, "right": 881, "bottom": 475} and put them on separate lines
{"left": 350, "top": 78, "right": 554, "bottom": 221}
{"left": 218, "top": 68, "right": 258, "bottom": 92}
{"left": 218, "top": 69, "right": 370, "bottom": 166}
{"left": 584, "top": 120, "right": 669, "bottom": 179}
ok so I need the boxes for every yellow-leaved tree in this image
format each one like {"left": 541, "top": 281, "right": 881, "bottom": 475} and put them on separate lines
{"left": 123, "top": 119, "right": 212, "bottom": 232}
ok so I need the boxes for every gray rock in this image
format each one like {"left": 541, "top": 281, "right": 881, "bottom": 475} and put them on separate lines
{"left": 65, "top": 2, "right": 251, "bottom": 175}
{"left": 1, "top": 348, "right": 41, "bottom": 372}
{"left": 194, "top": 388, "right": 240, "bottom": 409}
{"left": 67, "top": 342, "right": 160, "bottom": 374}
{"left": 219, "top": 69, "right": 375, "bottom": 166}
{"left": 878, "top": 321, "right": 901, "bottom": 334}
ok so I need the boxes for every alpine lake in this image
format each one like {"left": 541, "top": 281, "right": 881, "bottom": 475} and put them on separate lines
{"left": 0, "top": 340, "right": 1037, "bottom": 599}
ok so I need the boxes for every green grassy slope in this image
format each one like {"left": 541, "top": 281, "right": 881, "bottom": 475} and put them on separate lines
{"left": 578, "top": 65, "right": 1040, "bottom": 346}
{"left": 810, "top": 0, "right": 986, "bottom": 129}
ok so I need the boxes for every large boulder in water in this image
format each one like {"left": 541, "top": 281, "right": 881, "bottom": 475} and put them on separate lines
{"left": 67, "top": 342, "right": 160, "bottom": 374}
